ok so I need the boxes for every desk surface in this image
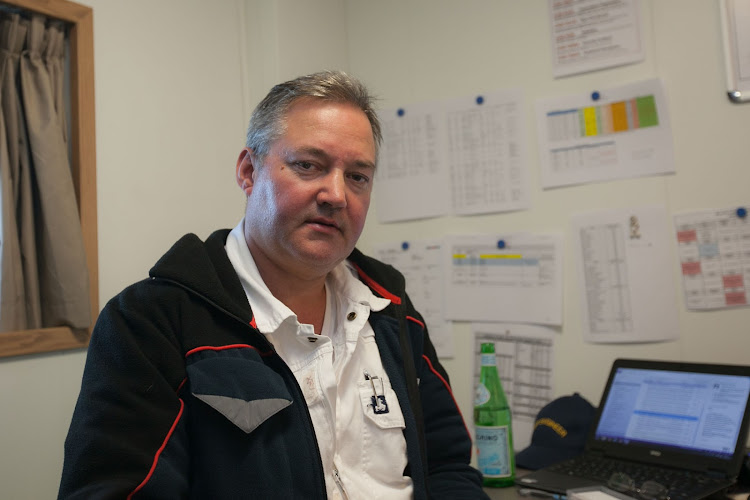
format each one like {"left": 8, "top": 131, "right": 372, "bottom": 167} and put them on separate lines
{"left": 481, "top": 470, "right": 536, "bottom": 500}
{"left": 483, "top": 485, "right": 524, "bottom": 500}
{"left": 481, "top": 470, "right": 749, "bottom": 500}
{"left": 482, "top": 486, "right": 748, "bottom": 500}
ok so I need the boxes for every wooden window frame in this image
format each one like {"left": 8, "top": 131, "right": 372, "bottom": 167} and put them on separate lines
{"left": 0, "top": 0, "right": 97, "bottom": 358}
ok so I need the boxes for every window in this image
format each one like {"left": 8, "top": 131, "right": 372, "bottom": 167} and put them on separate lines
{"left": 0, "top": 0, "right": 97, "bottom": 358}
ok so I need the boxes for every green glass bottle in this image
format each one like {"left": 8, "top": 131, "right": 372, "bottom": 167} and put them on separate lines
{"left": 474, "top": 342, "right": 515, "bottom": 487}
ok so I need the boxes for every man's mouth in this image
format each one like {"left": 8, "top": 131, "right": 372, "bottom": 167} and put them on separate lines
{"left": 307, "top": 217, "right": 340, "bottom": 231}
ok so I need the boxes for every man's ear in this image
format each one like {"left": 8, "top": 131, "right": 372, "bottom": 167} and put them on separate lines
{"left": 236, "top": 147, "right": 256, "bottom": 196}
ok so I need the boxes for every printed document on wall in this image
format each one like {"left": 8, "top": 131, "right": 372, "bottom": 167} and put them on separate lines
{"left": 674, "top": 205, "right": 750, "bottom": 310}
{"left": 572, "top": 206, "right": 679, "bottom": 343}
{"left": 549, "top": 0, "right": 645, "bottom": 78}
{"left": 536, "top": 78, "right": 674, "bottom": 189}
{"left": 444, "top": 89, "right": 529, "bottom": 216}
{"left": 444, "top": 233, "right": 563, "bottom": 325}
{"left": 372, "top": 238, "right": 455, "bottom": 358}
{"left": 375, "top": 101, "right": 448, "bottom": 223}
{"left": 472, "top": 323, "right": 555, "bottom": 452}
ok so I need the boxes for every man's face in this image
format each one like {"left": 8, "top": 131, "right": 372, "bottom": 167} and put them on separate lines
{"left": 237, "top": 98, "right": 376, "bottom": 281}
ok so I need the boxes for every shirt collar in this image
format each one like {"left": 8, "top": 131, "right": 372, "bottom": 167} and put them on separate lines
{"left": 225, "top": 220, "right": 390, "bottom": 334}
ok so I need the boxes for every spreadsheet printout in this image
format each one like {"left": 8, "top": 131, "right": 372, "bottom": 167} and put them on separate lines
{"left": 375, "top": 89, "right": 529, "bottom": 222}
{"left": 444, "top": 233, "right": 563, "bottom": 325}
{"left": 444, "top": 89, "right": 529, "bottom": 216}
{"left": 572, "top": 206, "right": 679, "bottom": 343}
{"left": 373, "top": 239, "right": 455, "bottom": 358}
{"left": 674, "top": 206, "right": 750, "bottom": 310}
{"left": 376, "top": 101, "right": 449, "bottom": 223}
{"left": 472, "top": 324, "right": 556, "bottom": 452}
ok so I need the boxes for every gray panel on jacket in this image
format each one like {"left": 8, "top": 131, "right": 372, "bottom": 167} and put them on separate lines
{"left": 194, "top": 394, "right": 292, "bottom": 433}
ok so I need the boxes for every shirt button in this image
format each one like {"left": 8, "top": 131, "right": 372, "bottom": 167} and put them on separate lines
{"left": 347, "top": 312, "right": 357, "bottom": 321}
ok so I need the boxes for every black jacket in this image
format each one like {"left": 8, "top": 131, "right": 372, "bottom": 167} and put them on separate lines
{"left": 59, "top": 229, "right": 487, "bottom": 499}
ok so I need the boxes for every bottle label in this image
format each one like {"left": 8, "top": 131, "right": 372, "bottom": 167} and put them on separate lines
{"left": 480, "top": 353, "right": 496, "bottom": 366}
{"left": 475, "top": 425, "right": 512, "bottom": 478}
{"left": 474, "top": 382, "right": 491, "bottom": 406}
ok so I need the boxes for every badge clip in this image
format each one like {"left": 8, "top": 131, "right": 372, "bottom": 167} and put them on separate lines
{"left": 364, "top": 370, "right": 389, "bottom": 414}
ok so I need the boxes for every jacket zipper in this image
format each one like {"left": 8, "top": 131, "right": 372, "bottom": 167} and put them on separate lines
{"left": 333, "top": 467, "right": 350, "bottom": 500}
{"left": 151, "top": 276, "right": 329, "bottom": 498}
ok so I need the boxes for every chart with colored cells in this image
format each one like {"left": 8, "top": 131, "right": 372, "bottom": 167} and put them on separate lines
{"left": 547, "top": 94, "right": 659, "bottom": 142}
{"left": 674, "top": 206, "right": 750, "bottom": 310}
{"left": 535, "top": 78, "right": 674, "bottom": 190}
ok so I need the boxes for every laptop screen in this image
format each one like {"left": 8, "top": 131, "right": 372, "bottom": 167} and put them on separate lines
{"left": 594, "top": 365, "right": 750, "bottom": 461}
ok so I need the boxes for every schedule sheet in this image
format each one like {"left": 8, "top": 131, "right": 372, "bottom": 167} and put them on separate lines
{"left": 674, "top": 206, "right": 750, "bottom": 310}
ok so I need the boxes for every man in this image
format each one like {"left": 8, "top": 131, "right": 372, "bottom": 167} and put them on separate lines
{"left": 59, "top": 71, "right": 488, "bottom": 499}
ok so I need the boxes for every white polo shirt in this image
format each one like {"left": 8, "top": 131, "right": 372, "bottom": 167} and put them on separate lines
{"left": 225, "top": 221, "right": 414, "bottom": 500}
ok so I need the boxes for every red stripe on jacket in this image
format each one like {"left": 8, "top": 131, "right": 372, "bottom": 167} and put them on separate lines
{"left": 126, "top": 399, "right": 185, "bottom": 500}
{"left": 185, "top": 343, "right": 273, "bottom": 357}
{"left": 407, "top": 316, "right": 424, "bottom": 329}
{"left": 350, "top": 262, "right": 402, "bottom": 305}
{"left": 422, "top": 354, "right": 471, "bottom": 441}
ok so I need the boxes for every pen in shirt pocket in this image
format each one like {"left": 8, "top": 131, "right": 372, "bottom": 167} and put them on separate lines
{"left": 363, "top": 370, "right": 389, "bottom": 414}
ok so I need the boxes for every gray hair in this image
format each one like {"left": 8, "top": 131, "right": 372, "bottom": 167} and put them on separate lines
{"left": 245, "top": 70, "right": 382, "bottom": 162}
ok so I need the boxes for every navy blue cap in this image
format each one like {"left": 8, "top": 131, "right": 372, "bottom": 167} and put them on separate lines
{"left": 515, "top": 393, "right": 596, "bottom": 470}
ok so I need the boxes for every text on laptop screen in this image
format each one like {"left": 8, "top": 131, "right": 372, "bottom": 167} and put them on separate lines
{"left": 594, "top": 367, "right": 750, "bottom": 459}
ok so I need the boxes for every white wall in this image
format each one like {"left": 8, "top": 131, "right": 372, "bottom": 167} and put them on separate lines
{"left": 347, "top": 0, "right": 750, "bottom": 436}
{"left": 1, "top": 0, "right": 749, "bottom": 498}
{"left": 243, "top": 0, "right": 349, "bottom": 106}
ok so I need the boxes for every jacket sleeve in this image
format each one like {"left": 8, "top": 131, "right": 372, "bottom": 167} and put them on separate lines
{"left": 406, "top": 300, "right": 489, "bottom": 500}
{"left": 58, "top": 282, "right": 190, "bottom": 500}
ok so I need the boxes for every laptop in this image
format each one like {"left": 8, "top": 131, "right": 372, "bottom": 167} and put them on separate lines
{"left": 518, "top": 358, "right": 750, "bottom": 500}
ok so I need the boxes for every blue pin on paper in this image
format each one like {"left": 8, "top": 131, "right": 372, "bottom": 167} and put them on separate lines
{"left": 401, "top": 241, "right": 409, "bottom": 251}
{"left": 737, "top": 207, "right": 747, "bottom": 219}
{"left": 397, "top": 108, "right": 405, "bottom": 117}
{"left": 476, "top": 96, "right": 484, "bottom": 105}
{"left": 591, "top": 91, "right": 600, "bottom": 101}
{"left": 497, "top": 239, "right": 506, "bottom": 249}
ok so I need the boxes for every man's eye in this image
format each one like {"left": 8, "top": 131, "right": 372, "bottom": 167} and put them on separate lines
{"left": 295, "top": 161, "right": 314, "bottom": 170}
{"left": 348, "top": 173, "right": 370, "bottom": 185}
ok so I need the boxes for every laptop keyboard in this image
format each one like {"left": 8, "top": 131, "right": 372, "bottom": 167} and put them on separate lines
{"left": 547, "top": 455, "right": 727, "bottom": 500}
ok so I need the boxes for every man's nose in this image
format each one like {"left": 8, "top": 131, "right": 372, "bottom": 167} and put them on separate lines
{"left": 317, "top": 170, "right": 347, "bottom": 208}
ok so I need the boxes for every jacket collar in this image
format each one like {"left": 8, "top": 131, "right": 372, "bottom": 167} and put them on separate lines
{"left": 347, "top": 247, "right": 406, "bottom": 309}
{"left": 147, "top": 230, "right": 408, "bottom": 327}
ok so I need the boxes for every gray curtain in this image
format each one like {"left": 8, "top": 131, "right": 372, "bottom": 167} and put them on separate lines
{"left": 0, "top": 12, "right": 90, "bottom": 332}
{"left": 0, "top": 13, "right": 28, "bottom": 331}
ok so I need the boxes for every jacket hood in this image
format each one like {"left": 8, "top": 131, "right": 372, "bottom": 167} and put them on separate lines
{"left": 149, "top": 229, "right": 253, "bottom": 324}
